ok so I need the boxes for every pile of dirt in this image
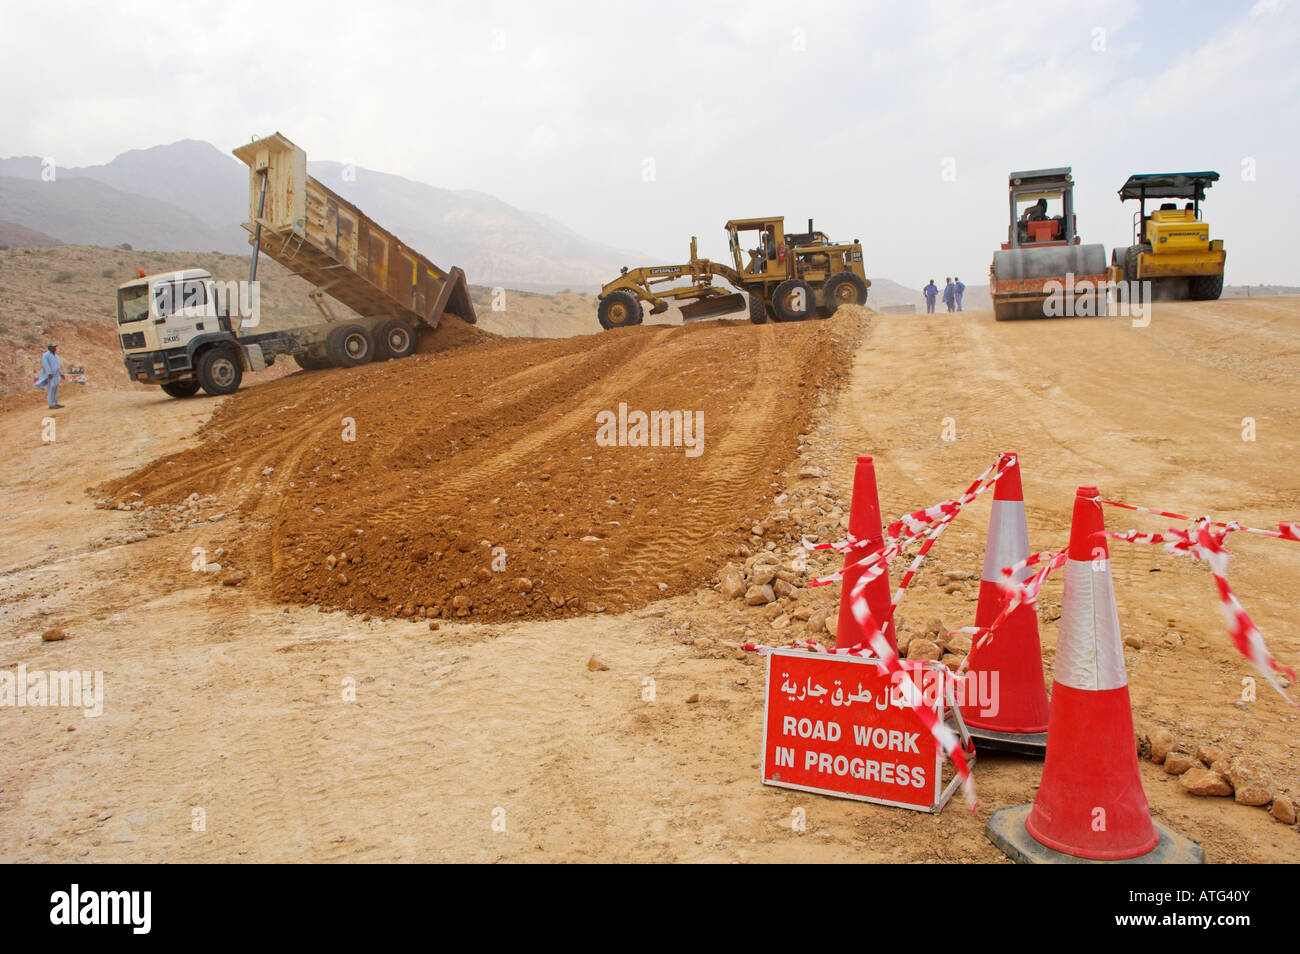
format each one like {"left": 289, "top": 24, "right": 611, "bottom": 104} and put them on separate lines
{"left": 415, "top": 314, "right": 499, "bottom": 353}
{"left": 101, "top": 311, "right": 869, "bottom": 621}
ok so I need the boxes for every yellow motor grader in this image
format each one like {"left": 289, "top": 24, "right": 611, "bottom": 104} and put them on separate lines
{"left": 596, "top": 217, "right": 869, "bottom": 329}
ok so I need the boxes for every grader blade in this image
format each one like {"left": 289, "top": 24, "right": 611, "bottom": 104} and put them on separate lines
{"left": 680, "top": 293, "right": 747, "bottom": 322}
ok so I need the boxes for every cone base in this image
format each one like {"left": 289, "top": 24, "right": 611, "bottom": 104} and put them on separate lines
{"left": 986, "top": 803, "right": 1205, "bottom": 865}
{"left": 964, "top": 725, "right": 1046, "bottom": 758}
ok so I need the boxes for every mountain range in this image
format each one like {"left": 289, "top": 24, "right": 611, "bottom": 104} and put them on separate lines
{"left": 0, "top": 139, "right": 644, "bottom": 291}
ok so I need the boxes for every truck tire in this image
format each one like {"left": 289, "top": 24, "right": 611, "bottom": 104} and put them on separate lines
{"left": 748, "top": 292, "right": 768, "bottom": 324}
{"left": 375, "top": 318, "right": 417, "bottom": 360}
{"left": 161, "top": 379, "right": 200, "bottom": 399}
{"left": 326, "top": 324, "right": 374, "bottom": 368}
{"left": 597, "top": 291, "right": 642, "bottom": 330}
{"left": 293, "top": 352, "right": 330, "bottom": 371}
{"left": 772, "top": 279, "right": 815, "bottom": 322}
{"left": 1189, "top": 273, "right": 1223, "bottom": 301}
{"left": 821, "top": 272, "right": 870, "bottom": 316}
{"left": 196, "top": 346, "right": 243, "bottom": 396}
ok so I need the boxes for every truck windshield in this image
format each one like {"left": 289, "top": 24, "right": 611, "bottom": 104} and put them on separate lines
{"left": 118, "top": 284, "right": 150, "bottom": 324}
{"left": 153, "top": 279, "right": 207, "bottom": 317}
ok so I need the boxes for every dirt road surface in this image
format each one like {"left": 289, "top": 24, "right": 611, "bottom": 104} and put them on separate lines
{"left": 1, "top": 300, "right": 1296, "bottom": 862}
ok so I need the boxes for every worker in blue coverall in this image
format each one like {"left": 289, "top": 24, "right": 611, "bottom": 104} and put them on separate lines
{"left": 954, "top": 277, "right": 966, "bottom": 312}
{"left": 922, "top": 280, "right": 938, "bottom": 313}
{"left": 942, "top": 278, "right": 956, "bottom": 313}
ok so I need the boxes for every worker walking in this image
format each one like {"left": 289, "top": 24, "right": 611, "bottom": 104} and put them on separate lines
{"left": 35, "top": 343, "right": 66, "bottom": 409}
{"left": 942, "top": 278, "right": 956, "bottom": 313}
{"left": 923, "top": 279, "right": 938, "bottom": 314}
{"left": 954, "top": 276, "right": 966, "bottom": 312}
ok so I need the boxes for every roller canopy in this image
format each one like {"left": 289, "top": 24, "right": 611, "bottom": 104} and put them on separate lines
{"left": 1119, "top": 172, "right": 1219, "bottom": 201}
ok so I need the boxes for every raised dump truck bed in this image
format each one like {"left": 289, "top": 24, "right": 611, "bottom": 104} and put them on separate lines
{"left": 232, "top": 132, "right": 476, "bottom": 328}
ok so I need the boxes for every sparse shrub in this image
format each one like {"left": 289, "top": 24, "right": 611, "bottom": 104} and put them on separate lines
{"left": 102, "top": 267, "right": 115, "bottom": 278}
{"left": 51, "top": 270, "right": 74, "bottom": 284}
{"left": 117, "top": 243, "right": 133, "bottom": 251}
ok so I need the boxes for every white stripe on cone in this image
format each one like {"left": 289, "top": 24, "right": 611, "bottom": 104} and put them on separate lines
{"left": 981, "top": 499, "right": 1032, "bottom": 584}
{"left": 1056, "top": 558, "right": 1127, "bottom": 691}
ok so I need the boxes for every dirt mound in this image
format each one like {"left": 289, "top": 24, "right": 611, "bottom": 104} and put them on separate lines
{"left": 416, "top": 314, "right": 499, "bottom": 353}
{"left": 101, "top": 312, "right": 867, "bottom": 621}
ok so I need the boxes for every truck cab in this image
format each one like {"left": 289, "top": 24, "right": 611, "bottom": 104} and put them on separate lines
{"left": 116, "top": 269, "right": 261, "bottom": 397}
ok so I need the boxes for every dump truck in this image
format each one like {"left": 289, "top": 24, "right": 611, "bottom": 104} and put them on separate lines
{"left": 596, "top": 217, "right": 869, "bottom": 329}
{"left": 989, "top": 168, "right": 1108, "bottom": 321}
{"left": 116, "top": 132, "right": 476, "bottom": 397}
{"left": 1109, "top": 171, "right": 1224, "bottom": 301}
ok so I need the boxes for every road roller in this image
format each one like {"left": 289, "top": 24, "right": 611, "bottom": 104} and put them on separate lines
{"left": 990, "top": 167, "right": 1109, "bottom": 321}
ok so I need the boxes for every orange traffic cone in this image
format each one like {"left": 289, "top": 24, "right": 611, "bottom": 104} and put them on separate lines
{"left": 986, "top": 486, "right": 1204, "bottom": 863}
{"left": 959, "top": 452, "right": 1049, "bottom": 755}
{"left": 835, "top": 456, "right": 896, "bottom": 653}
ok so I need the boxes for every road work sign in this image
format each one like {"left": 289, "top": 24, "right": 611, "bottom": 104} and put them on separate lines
{"left": 761, "top": 649, "right": 971, "bottom": 812}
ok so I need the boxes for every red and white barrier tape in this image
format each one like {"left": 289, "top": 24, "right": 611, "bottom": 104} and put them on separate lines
{"left": 951, "top": 500, "right": 1297, "bottom": 706}
{"left": 1103, "top": 515, "right": 1297, "bottom": 705}
{"left": 746, "top": 455, "right": 1015, "bottom": 810}
{"left": 950, "top": 547, "right": 1069, "bottom": 676}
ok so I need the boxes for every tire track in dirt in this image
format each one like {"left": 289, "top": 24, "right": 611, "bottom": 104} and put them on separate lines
{"left": 103, "top": 315, "right": 868, "bottom": 623}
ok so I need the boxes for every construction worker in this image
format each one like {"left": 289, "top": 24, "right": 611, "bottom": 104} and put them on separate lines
{"left": 35, "top": 343, "right": 66, "bottom": 409}
{"left": 954, "top": 276, "right": 966, "bottom": 312}
{"left": 923, "top": 279, "right": 938, "bottom": 314}
{"left": 1020, "top": 198, "right": 1048, "bottom": 224}
{"left": 942, "top": 278, "right": 956, "bottom": 313}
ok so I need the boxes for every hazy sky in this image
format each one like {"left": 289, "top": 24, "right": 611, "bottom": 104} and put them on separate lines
{"left": 2, "top": 0, "right": 1297, "bottom": 286}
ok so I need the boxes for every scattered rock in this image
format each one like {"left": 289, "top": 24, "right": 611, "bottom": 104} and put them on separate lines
{"left": 41, "top": 629, "right": 66, "bottom": 642}
{"left": 685, "top": 692, "right": 700, "bottom": 704}
{"left": 428, "top": 621, "right": 439, "bottom": 631}
{"left": 943, "top": 632, "right": 972, "bottom": 654}
{"left": 940, "top": 653, "right": 963, "bottom": 670}
{"left": 750, "top": 564, "right": 778, "bottom": 586}
{"left": 1147, "top": 728, "right": 1176, "bottom": 764}
{"left": 1194, "top": 744, "right": 1226, "bottom": 767}
{"left": 1180, "top": 766, "right": 1233, "bottom": 797}
{"left": 1163, "top": 752, "right": 1194, "bottom": 775}
{"left": 906, "top": 638, "right": 942, "bottom": 661}
{"left": 745, "top": 584, "right": 776, "bottom": 606}
{"left": 1227, "top": 758, "right": 1273, "bottom": 806}
{"left": 1123, "top": 635, "right": 1144, "bottom": 650}
{"left": 586, "top": 654, "right": 610, "bottom": 672}
{"left": 720, "top": 565, "right": 746, "bottom": 600}
{"left": 1271, "top": 796, "right": 1296, "bottom": 825}
{"left": 516, "top": 577, "right": 534, "bottom": 594}
{"left": 798, "top": 465, "right": 826, "bottom": 479}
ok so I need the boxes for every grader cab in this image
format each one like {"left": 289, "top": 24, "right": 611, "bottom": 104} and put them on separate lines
{"left": 596, "top": 217, "right": 869, "bottom": 329}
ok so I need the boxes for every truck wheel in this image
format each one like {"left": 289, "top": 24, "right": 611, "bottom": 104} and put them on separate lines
{"left": 1189, "top": 273, "right": 1223, "bottom": 301}
{"left": 196, "top": 347, "right": 243, "bottom": 396}
{"left": 293, "top": 352, "right": 330, "bottom": 371}
{"left": 598, "top": 291, "right": 642, "bottom": 330}
{"left": 772, "top": 279, "right": 815, "bottom": 322}
{"left": 376, "top": 318, "right": 417, "bottom": 360}
{"left": 326, "top": 324, "right": 375, "bottom": 367}
{"left": 161, "top": 379, "right": 200, "bottom": 399}
{"left": 821, "top": 272, "right": 869, "bottom": 316}
{"left": 747, "top": 292, "right": 768, "bottom": 324}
